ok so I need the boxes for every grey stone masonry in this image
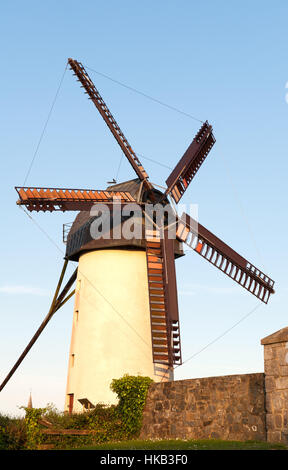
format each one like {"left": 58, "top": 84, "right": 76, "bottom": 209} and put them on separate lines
{"left": 261, "top": 327, "right": 288, "bottom": 444}
{"left": 140, "top": 374, "right": 266, "bottom": 442}
{"left": 139, "top": 327, "right": 288, "bottom": 444}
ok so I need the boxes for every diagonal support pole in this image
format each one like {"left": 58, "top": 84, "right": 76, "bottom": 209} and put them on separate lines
{"left": 0, "top": 260, "right": 77, "bottom": 393}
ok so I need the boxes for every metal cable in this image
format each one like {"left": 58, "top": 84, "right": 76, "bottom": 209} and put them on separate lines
{"left": 136, "top": 152, "right": 173, "bottom": 170}
{"left": 84, "top": 64, "right": 204, "bottom": 124}
{"left": 23, "top": 64, "right": 68, "bottom": 186}
{"left": 115, "top": 152, "right": 124, "bottom": 182}
{"left": 174, "top": 303, "right": 262, "bottom": 370}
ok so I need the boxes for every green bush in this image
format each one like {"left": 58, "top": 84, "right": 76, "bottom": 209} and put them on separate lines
{"left": 44, "top": 403, "right": 89, "bottom": 429}
{"left": 111, "top": 374, "right": 153, "bottom": 437}
{"left": 0, "top": 414, "right": 26, "bottom": 450}
{"left": 0, "top": 374, "right": 153, "bottom": 449}
{"left": 22, "top": 407, "right": 46, "bottom": 449}
{"left": 86, "top": 403, "right": 126, "bottom": 442}
{"left": 43, "top": 403, "right": 119, "bottom": 432}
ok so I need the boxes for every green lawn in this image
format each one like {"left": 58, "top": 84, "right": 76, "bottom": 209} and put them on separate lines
{"left": 76, "top": 439, "right": 287, "bottom": 451}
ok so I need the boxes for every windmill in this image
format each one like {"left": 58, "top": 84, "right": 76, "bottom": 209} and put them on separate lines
{"left": 0, "top": 59, "right": 275, "bottom": 413}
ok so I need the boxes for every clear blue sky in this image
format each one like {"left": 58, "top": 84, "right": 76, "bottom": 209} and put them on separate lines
{"left": 0, "top": 1, "right": 287, "bottom": 416}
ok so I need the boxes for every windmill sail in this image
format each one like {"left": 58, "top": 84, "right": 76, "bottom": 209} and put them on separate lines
{"left": 145, "top": 229, "right": 181, "bottom": 366}
{"left": 68, "top": 59, "right": 152, "bottom": 190}
{"left": 176, "top": 213, "right": 275, "bottom": 304}
{"left": 15, "top": 186, "right": 136, "bottom": 212}
{"left": 165, "top": 121, "right": 215, "bottom": 203}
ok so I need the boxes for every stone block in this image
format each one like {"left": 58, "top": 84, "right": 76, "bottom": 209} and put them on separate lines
{"left": 266, "top": 413, "right": 274, "bottom": 428}
{"left": 267, "top": 430, "right": 282, "bottom": 443}
{"left": 162, "top": 400, "right": 170, "bottom": 410}
{"left": 271, "top": 391, "right": 284, "bottom": 412}
{"left": 276, "top": 377, "right": 288, "bottom": 390}
{"left": 278, "top": 345, "right": 288, "bottom": 366}
{"left": 155, "top": 401, "right": 163, "bottom": 411}
{"left": 184, "top": 411, "right": 200, "bottom": 421}
{"left": 265, "top": 376, "right": 276, "bottom": 392}
{"left": 265, "top": 392, "right": 273, "bottom": 412}
{"left": 208, "top": 404, "right": 216, "bottom": 414}
{"left": 280, "top": 365, "right": 288, "bottom": 376}
{"left": 264, "top": 345, "right": 274, "bottom": 361}
{"left": 264, "top": 359, "right": 279, "bottom": 376}
{"left": 275, "top": 414, "right": 283, "bottom": 429}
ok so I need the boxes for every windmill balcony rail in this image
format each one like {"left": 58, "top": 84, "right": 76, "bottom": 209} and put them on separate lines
{"left": 63, "top": 222, "right": 73, "bottom": 244}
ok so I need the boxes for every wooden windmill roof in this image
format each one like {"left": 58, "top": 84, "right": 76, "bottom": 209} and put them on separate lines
{"left": 65, "top": 179, "right": 184, "bottom": 261}
{"left": 106, "top": 178, "right": 143, "bottom": 197}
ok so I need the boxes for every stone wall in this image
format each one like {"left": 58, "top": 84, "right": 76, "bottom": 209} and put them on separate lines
{"left": 140, "top": 373, "right": 266, "bottom": 442}
{"left": 140, "top": 327, "right": 288, "bottom": 444}
{"left": 261, "top": 327, "right": 288, "bottom": 444}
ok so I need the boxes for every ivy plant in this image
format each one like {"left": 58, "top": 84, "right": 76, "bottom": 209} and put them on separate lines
{"left": 110, "top": 374, "right": 153, "bottom": 437}
{"left": 22, "top": 407, "right": 46, "bottom": 449}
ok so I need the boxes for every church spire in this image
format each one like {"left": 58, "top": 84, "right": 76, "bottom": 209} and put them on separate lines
{"left": 27, "top": 391, "right": 33, "bottom": 409}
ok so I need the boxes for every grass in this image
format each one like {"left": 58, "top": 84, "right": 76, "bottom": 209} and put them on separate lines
{"left": 76, "top": 438, "right": 287, "bottom": 451}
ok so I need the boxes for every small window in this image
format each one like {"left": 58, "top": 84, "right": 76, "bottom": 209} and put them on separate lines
{"left": 71, "top": 354, "right": 75, "bottom": 367}
{"left": 68, "top": 393, "right": 74, "bottom": 414}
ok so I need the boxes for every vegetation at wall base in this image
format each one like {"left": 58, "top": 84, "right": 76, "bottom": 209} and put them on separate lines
{"left": 110, "top": 374, "right": 153, "bottom": 437}
{"left": 74, "top": 439, "right": 288, "bottom": 451}
{"left": 1, "top": 410, "right": 287, "bottom": 450}
{"left": 0, "top": 374, "right": 153, "bottom": 450}
{"left": 21, "top": 407, "right": 46, "bottom": 449}
{"left": 0, "top": 414, "right": 26, "bottom": 450}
